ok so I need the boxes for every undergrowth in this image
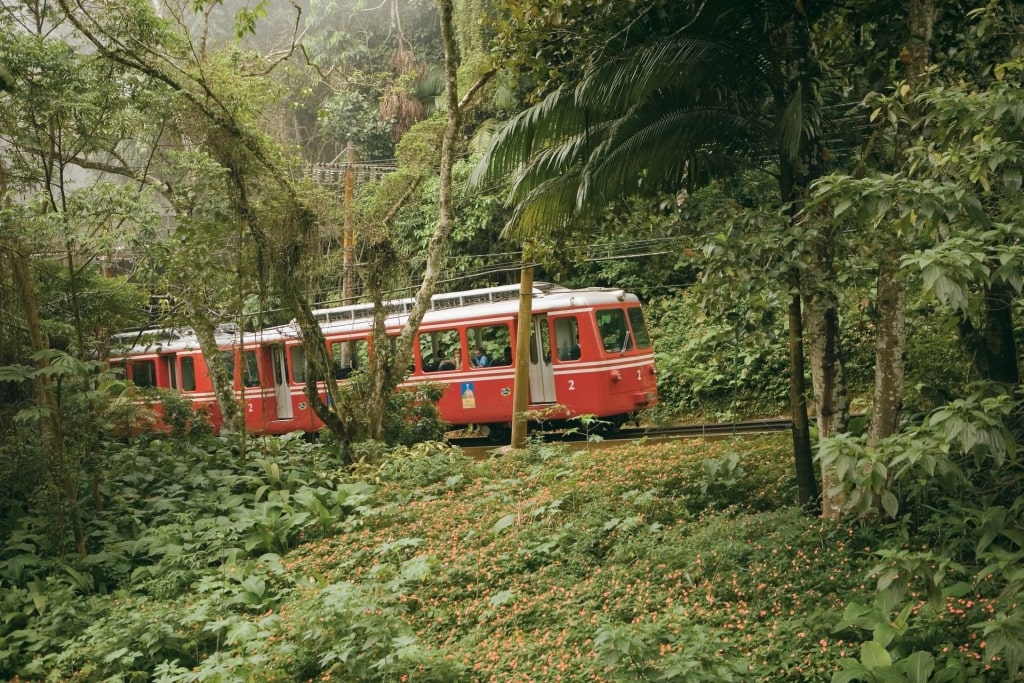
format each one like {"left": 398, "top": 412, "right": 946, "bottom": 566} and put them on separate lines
{"left": 0, "top": 416, "right": 1020, "bottom": 682}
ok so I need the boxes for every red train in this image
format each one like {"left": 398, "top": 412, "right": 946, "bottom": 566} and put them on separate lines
{"left": 111, "top": 282, "right": 658, "bottom": 437}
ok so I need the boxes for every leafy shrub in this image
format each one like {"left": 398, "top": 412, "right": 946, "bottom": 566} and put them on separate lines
{"left": 644, "top": 293, "right": 790, "bottom": 422}
{"left": 819, "top": 383, "right": 1024, "bottom": 680}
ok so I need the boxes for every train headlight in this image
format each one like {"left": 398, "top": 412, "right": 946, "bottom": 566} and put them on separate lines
{"left": 610, "top": 370, "right": 622, "bottom": 382}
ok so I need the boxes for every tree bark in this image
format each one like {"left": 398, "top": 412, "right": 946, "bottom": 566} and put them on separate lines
{"left": 787, "top": 277, "right": 818, "bottom": 507}
{"left": 868, "top": 0, "right": 936, "bottom": 443}
{"left": 805, "top": 238, "right": 850, "bottom": 441}
{"left": 981, "top": 282, "right": 1019, "bottom": 386}
{"left": 960, "top": 281, "right": 1020, "bottom": 386}
{"left": 186, "top": 309, "right": 244, "bottom": 433}
{"left": 867, "top": 252, "right": 906, "bottom": 444}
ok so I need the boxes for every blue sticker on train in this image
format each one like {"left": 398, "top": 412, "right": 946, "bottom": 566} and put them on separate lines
{"left": 461, "top": 382, "right": 476, "bottom": 409}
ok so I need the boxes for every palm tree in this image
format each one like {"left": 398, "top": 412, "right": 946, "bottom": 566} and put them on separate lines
{"left": 474, "top": 0, "right": 839, "bottom": 507}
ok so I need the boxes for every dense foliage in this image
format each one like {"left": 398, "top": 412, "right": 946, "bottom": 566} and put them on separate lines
{"left": 1, "top": 1, "right": 1023, "bottom": 680}
{"left": 2, "top": 400, "right": 1022, "bottom": 680}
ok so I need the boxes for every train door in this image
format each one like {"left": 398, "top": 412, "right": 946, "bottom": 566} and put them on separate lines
{"left": 271, "top": 344, "right": 293, "bottom": 420}
{"left": 528, "top": 315, "right": 556, "bottom": 403}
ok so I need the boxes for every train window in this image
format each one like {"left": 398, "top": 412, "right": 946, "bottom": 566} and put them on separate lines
{"left": 595, "top": 309, "right": 632, "bottom": 353}
{"left": 130, "top": 359, "right": 156, "bottom": 387}
{"left": 331, "top": 339, "right": 368, "bottom": 379}
{"left": 627, "top": 307, "right": 652, "bottom": 348}
{"left": 223, "top": 351, "right": 235, "bottom": 384}
{"left": 418, "top": 329, "right": 461, "bottom": 372}
{"left": 180, "top": 356, "right": 197, "bottom": 391}
{"left": 243, "top": 350, "right": 260, "bottom": 387}
{"left": 291, "top": 346, "right": 305, "bottom": 384}
{"left": 467, "top": 324, "right": 511, "bottom": 367}
{"left": 553, "top": 317, "right": 581, "bottom": 361}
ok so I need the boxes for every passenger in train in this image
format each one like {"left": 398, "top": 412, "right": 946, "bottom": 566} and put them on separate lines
{"left": 471, "top": 346, "right": 490, "bottom": 367}
{"left": 437, "top": 353, "right": 457, "bottom": 371}
{"left": 491, "top": 346, "right": 512, "bottom": 366}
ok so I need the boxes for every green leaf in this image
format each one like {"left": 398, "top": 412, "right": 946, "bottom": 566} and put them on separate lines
{"left": 861, "top": 640, "right": 892, "bottom": 670}
{"left": 0, "top": 364, "right": 33, "bottom": 382}
{"left": 899, "top": 651, "right": 934, "bottom": 683}
{"left": 489, "top": 589, "right": 515, "bottom": 606}
{"left": 832, "top": 661, "right": 871, "bottom": 683}
{"left": 880, "top": 491, "right": 899, "bottom": 518}
{"left": 492, "top": 514, "right": 516, "bottom": 535}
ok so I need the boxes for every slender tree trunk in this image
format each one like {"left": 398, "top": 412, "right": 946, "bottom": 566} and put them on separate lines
{"left": 775, "top": 5, "right": 828, "bottom": 512}
{"left": 982, "top": 283, "right": 1019, "bottom": 386}
{"left": 787, "top": 277, "right": 818, "bottom": 507}
{"left": 186, "top": 309, "right": 244, "bottom": 433}
{"left": 357, "top": 0, "right": 463, "bottom": 442}
{"left": 868, "top": 0, "right": 935, "bottom": 443}
{"left": 867, "top": 252, "right": 906, "bottom": 443}
{"left": 12, "top": 245, "right": 84, "bottom": 554}
{"left": 3, "top": 170, "right": 83, "bottom": 554}
{"left": 805, "top": 239, "right": 850, "bottom": 440}
{"left": 803, "top": 229, "right": 849, "bottom": 518}
{"left": 961, "top": 281, "right": 1020, "bottom": 386}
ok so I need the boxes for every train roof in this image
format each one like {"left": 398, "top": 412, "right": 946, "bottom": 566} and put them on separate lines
{"left": 114, "top": 282, "right": 639, "bottom": 353}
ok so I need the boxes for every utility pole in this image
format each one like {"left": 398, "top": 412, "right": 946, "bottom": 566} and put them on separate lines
{"left": 342, "top": 139, "right": 355, "bottom": 305}
{"left": 510, "top": 258, "right": 534, "bottom": 448}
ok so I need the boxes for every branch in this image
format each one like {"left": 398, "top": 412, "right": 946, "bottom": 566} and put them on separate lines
{"left": 67, "top": 154, "right": 173, "bottom": 196}
{"left": 257, "top": 1, "right": 306, "bottom": 76}
{"left": 379, "top": 176, "right": 424, "bottom": 226}
{"left": 459, "top": 69, "right": 496, "bottom": 110}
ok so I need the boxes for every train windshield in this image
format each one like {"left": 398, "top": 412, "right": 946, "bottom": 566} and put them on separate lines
{"left": 595, "top": 309, "right": 632, "bottom": 353}
{"left": 627, "top": 307, "right": 652, "bottom": 348}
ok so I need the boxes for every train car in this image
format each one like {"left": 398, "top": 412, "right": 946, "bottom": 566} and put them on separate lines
{"left": 112, "top": 282, "right": 658, "bottom": 438}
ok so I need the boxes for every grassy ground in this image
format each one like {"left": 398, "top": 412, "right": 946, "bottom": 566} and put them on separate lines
{"left": 267, "top": 436, "right": 903, "bottom": 682}
{"left": 14, "top": 434, "right": 1005, "bottom": 682}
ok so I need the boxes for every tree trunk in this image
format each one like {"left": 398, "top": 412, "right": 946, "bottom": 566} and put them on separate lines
{"left": 359, "top": 0, "right": 463, "bottom": 442}
{"left": 867, "top": 0, "right": 936, "bottom": 443}
{"left": 867, "top": 252, "right": 906, "bottom": 443}
{"left": 960, "top": 282, "right": 1021, "bottom": 386}
{"left": 803, "top": 229, "right": 849, "bottom": 519}
{"left": 981, "top": 282, "right": 1019, "bottom": 386}
{"left": 12, "top": 245, "right": 85, "bottom": 554}
{"left": 805, "top": 239, "right": 850, "bottom": 440}
{"left": 186, "top": 309, "right": 245, "bottom": 433}
{"left": 787, "top": 278, "right": 818, "bottom": 507}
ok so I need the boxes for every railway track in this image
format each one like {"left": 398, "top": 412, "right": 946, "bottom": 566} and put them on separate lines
{"left": 617, "top": 417, "right": 793, "bottom": 441}
{"left": 450, "top": 417, "right": 793, "bottom": 448}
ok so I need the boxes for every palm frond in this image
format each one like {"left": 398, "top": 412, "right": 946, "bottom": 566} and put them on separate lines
{"left": 581, "top": 100, "right": 771, "bottom": 204}
{"left": 503, "top": 171, "right": 585, "bottom": 241}
{"left": 474, "top": 0, "right": 826, "bottom": 239}
{"left": 470, "top": 87, "right": 585, "bottom": 188}
{"left": 505, "top": 121, "right": 613, "bottom": 204}
{"left": 578, "top": 36, "right": 774, "bottom": 113}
